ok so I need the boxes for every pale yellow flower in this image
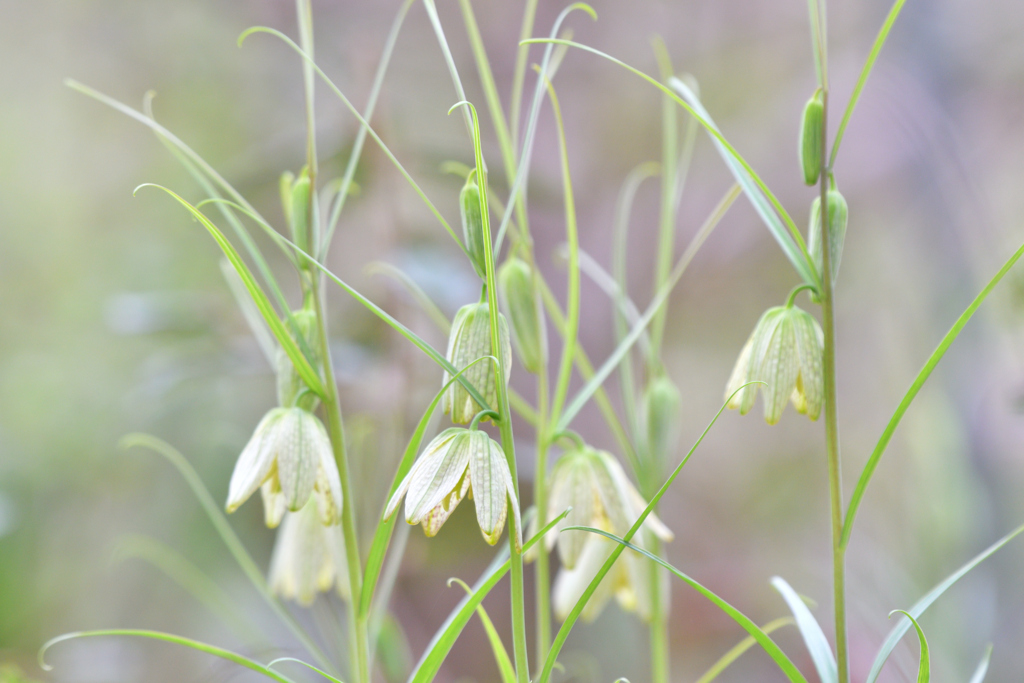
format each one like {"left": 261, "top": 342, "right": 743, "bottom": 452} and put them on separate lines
{"left": 443, "top": 302, "right": 511, "bottom": 424}
{"left": 269, "top": 498, "right": 349, "bottom": 606}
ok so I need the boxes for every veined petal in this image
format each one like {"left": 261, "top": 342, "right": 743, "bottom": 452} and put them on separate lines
{"left": 260, "top": 478, "right": 286, "bottom": 528}
{"left": 548, "top": 452, "right": 597, "bottom": 568}
{"left": 753, "top": 310, "right": 799, "bottom": 425}
{"left": 226, "top": 408, "right": 285, "bottom": 513}
{"left": 405, "top": 430, "right": 471, "bottom": 525}
{"left": 468, "top": 433, "right": 514, "bottom": 546}
{"left": 311, "top": 417, "right": 343, "bottom": 525}
{"left": 598, "top": 450, "right": 673, "bottom": 542}
{"left": 383, "top": 428, "right": 462, "bottom": 521}
{"left": 725, "top": 334, "right": 755, "bottom": 412}
{"left": 269, "top": 500, "right": 339, "bottom": 607}
{"left": 274, "top": 408, "right": 321, "bottom": 511}
{"left": 791, "top": 308, "right": 824, "bottom": 421}
{"left": 421, "top": 469, "right": 470, "bottom": 537}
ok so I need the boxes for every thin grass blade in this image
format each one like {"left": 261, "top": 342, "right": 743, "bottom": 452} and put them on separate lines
{"left": 268, "top": 657, "right": 346, "bottom": 683}
{"left": 866, "top": 520, "right": 1024, "bottom": 683}
{"left": 889, "top": 611, "right": 930, "bottom": 683}
{"left": 694, "top": 617, "right": 794, "bottom": 683}
{"left": 450, "top": 578, "right": 517, "bottom": 683}
{"left": 843, "top": 238, "right": 1024, "bottom": 548}
{"left": 568, "top": 528, "right": 807, "bottom": 683}
{"left": 365, "top": 261, "right": 451, "bottom": 335}
{"left": 770, "top": 576, "right": 837, "bottom": 683}
{"left": 968, "top": 644, "right": 993, "bottom": 683}
{"left": 39, "top": 630, "right": 294, "bottom": 683}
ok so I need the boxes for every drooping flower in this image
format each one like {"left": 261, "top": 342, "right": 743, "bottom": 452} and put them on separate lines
{"left": 384, "top": 427, "right": 522, "bottom": 549}
{"left": 540, "top": 444, "right": 672, "bottom": 622}
{"left": 269, "top": 498, "right": 349, "bottom": 606}
{"left": 226, "top": 407, "right": 342, "bottom": 526}
{"left": 443, "top": 302, "right": 511, "bottom": 424}
{"left": 725, "top": 304, "right": 824, "bottom": 424}
{"left": 498, "top": 257, "right": 547, "bottom": 375}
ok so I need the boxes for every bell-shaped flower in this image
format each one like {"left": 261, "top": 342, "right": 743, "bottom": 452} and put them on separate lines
{"left": 443, "top": 302, "right": 512, "bottom": 424}
{"left": 268, "top": 498, "right": 350, "bottom": 606}
{"left": 724, "top": 304, "right": 824, "bottom": 424}
{"left": 552, "top": 523, "right": 667, "bottom": 623}
{"left": 225, "top": 407, "right": 343, "bottom": 526}
{"left": 544, "top": 445, "right": 672, "bottom": 570}
{"left": 384, "top": 427, "right": 522, "bottom": 549}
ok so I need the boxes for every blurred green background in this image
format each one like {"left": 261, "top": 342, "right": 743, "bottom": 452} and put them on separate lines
{"left": 4, "top": 0, "right": 1024, "bottom": 681}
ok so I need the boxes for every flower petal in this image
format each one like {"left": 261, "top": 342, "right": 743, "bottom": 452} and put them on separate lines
{"left": 405, "top": 430, "right": 471, "bottom": 525}
{"left": 468, "top": 433, "right": 515, "bottom": 546}
{"left": 275, "top": 408, "right": 320, "bottom": 511}
{"left": 226, "top": 408, "right": 284, "bottom": 513}
{"left": 791, "top": 308, "right": 824, "bottom": 421}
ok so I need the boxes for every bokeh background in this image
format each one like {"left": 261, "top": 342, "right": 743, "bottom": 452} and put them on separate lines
{"left": 4, "top": 0, "right": 1024, "bottom": 681}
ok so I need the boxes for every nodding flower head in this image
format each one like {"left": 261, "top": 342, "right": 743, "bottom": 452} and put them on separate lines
{"left": 443, "top": 302, "right": 511, "bottom": 424}
{"left": 226, "top": 407, "right": 342, "bottom": 527}
{"left": 268, "top": 498, "right": 350, "bottom": 606}
{"left": 725, "top": 304, "right": 824, "bottom": 424}
{"left": 384, "top": 427, "right": 522, "bottom": 550}
{"left": 544, "top": 445, "right": 673, "bottom": 570}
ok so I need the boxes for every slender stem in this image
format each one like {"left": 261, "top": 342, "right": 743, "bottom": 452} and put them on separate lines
{"left": 533, "top": 363, "right": 551, "bottom": 669}
{"left": 312, "top": 276, "right": 369, "bottom": 683}
{"left": 817, "top": 76, "right": 849, "bottom": 683}
{"left": 510, "top": 0, "right": 540, "bottom": 152}
{"left": 648, "top": 534, "right": 669, "bottom": 683}
{"left": 650, "top": 37, "right": 677, "bottom": 364}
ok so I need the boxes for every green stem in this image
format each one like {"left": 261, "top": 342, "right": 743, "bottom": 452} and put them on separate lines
{"left": 533, "top": 362, "right": 551, "bottom": 669}
{"left": 648, "top": 535, "right": 669, "bottom": 683}
{"left": 817, "top": 81, "right": 849, "bottom": 683}
{"left": 510, "top": 0, "right": 540, "bottom": 153}
{"left": 650, "top": 37, "right": 677, "bottom": 364}
{"left": 312, "top": 276, "right": 369, "bottom": 683}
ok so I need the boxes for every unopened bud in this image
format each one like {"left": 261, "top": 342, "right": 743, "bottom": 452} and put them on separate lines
{"left": 640, "top": 375, "right": 682, "bottom": 474}
{"left": 460, "top": 179, "right": 489, "bottom": 280}
{"left": 498, "top": 257, "right": 547, "bottom": 374}
{"left": 799, "top": 90, "right": 824, "bottom": 186}
{"left": 290, "top": 168, "right": 312, "bottom": 256}
{"left": 808, "top": 189, "right": 848, "bottom": 283}
{"left": 443, "top": 302, "right": 512, "bottom": 424}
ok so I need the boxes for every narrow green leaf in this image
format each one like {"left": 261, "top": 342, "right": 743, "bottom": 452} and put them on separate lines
{"left": 518, "top": 38, "right": 818, "bottom": 289}
{"left": 866, "top": 520, "right": 1024, "bottom": 683}
{"left": 323, "top": 0, "right": 416, "bottom": 255}
{"left": 365, "top": 261, "right": 451, "bottom": 335}
{"left": 694, "top": 617, "right": 794, "bottom": 683}
{"left": 554, "top": 184, "right": 740, "bottom": 434}
{"left": 39, "top": 630, "right": 294, "bottom": 683}
{"left": 575, "top": 247, "right": 651, "bottom": 357}
{"left": 408, "top": 508, "right": 571, "bottom": 683}
{"left": 267, "top": 657, "right": 346, "bottom": 683}
{"left": 770, "top": 577, "right": 837, "bottom": 683}
{"left": 422, "top": 0, "right": 474, "bottom": 140}
{"left": 118, "top": 434, "right": 333, "bottom": 671}
{"left": 889, "top": 611, "right": 929, "bottom": 683}
{"left": 843, "top": 238, "right": 1024, "bottom": 548}
{"left": 540, "top": 384, "right": 787, "bottom": 683}
{"left": 568, "top": 528, "right": 807, "bottom": 683}
{"left": 359, "top": 356, "right": 498, "bottom": 617}
{"left": 136, "top": 184, "right": 325, "bottom": 397}
{"left": 111, "top": 534, "right": 259, "bottom": 642}
{"left": 968, "top": 644, "right": 993, "bottom": 683}
{"left": 450, "top": 578, "right": 517, "bottom": 683}
{"left": 830, "top": 0, "right": 908, "bottom": 166}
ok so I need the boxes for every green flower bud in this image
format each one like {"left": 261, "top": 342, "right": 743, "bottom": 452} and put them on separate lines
{"left": 460, "top": 179, "right": 489, "bottom": 280}
{"left": 725, "top": 304, "right": 823, "bottom": 424}
{"left": 498, "top": 257, "right": 547, "bottom": 374}
{"left": 799, "top": 90, "right": 824, "bottom": 186}
{"left": 808, "top": 189, "right": 848, "bottom": 283}
{"left": 640, "top": 375, "right": 682, "bottom": 474}
{"left": 443, "top": 302, "right": 512, "bottom": 424}
{"left": 276, "top": 308, "right": 320, "bottom": 412}
{"left": 290, "top": 168, "right": 312, "bottom": 256}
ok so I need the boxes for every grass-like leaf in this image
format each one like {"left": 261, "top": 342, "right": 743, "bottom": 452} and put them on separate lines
{"left": 118, "top": 434, "right": 333, "bottom": 671}
{"left": 450, "top": 578, "right": 517, "bottom": 683}
{"left": 365, "top": 261, "right": 451, "bottom": 335}
{"left": 968, "top": 644, "right": 993, "bottom": 683}
{"left": 39, "top": 630, "right": 295, "bottom": 683}
{"left": 267, "top": 657, "right": 345, "bottom": 683}
{"left": 889, "top": 611, "right": 929, "bottom": 683}
{"left": 408, "top": 508, "right": 571, "bottom": 683}
{"left": 770, "top": 577, "right": 837, "bottom": 683}
{"left": 111, "top": 534, "right": 259, "bottom": 642}
{"left": 519, "top": 38, "right": 818, "bottom": 290}
{"left": 554, "top": 184, "right": 740, "bottom": 434}
{"left": 842, "top": 237, "right": 1024, "bottom": 548}
{"left": 865, "top": 520, "right": 1024, "bottom": 683}
{"left": 830, "top": 0, "right": 908, "bottom": 166}
{"left": 694, "top": 616, "right": 794, "bottom": 683}
{"left": 359, "top": 356, "right": 498, "bottom": 618}
{"left": 567, "top": 528, "right": 807, "bottom": 683}
{"left": 136, "top": 184, "right": 326, "bottom": 397}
